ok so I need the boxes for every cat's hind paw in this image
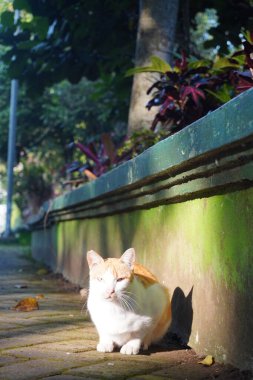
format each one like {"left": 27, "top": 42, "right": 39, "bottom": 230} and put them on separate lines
{"left": 97, "top": 341, "right": 114, "bottom": 353}
{"left": 120, "top": 339, "right": 141, "bottom": 355}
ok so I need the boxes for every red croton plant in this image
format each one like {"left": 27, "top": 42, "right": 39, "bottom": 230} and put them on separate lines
{"left": 142, "top": 33, "right": 253, "bottom": 132}
{"left": 66, "top": 33, "right": 253, "bottom": 186}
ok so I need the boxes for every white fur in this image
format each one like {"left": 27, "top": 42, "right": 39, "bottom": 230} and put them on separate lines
{"left": 87, "top": 266, "right": 169, "bottom": 355}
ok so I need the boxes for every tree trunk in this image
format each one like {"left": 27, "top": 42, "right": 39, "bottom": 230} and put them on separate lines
{"left": 127, "top": 0, "right": 179, "bottom": 134}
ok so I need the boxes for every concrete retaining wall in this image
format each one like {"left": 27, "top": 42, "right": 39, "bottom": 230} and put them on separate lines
{"left": 31, "top": 89, "right": 253, "bottom": 370}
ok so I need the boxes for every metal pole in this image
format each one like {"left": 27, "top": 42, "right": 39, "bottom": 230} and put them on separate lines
{"left": 3, "top": 10, "right": 20, "bottom": 238}
{"left": 3, "top": 79, "right": 19, "bottom": 237}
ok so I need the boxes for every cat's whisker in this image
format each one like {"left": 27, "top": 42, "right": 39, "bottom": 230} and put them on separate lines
{"left": 119, "top": 295, "right": 134, "bottom": 313}
{"left": 80, "top": 301, "right": 88, "bottom": 315}
{"left": 80, "top": 288, "right": 89, "bottom": 315}
{"left": 118, "top": 296, "right": 130, "bottom": 312}
{"left": 119, "top": 292, "right": 139, "bottom": 312}
{"left": 121, "top": 290, "right": 136, "bottom": 299}
{"left": 117, "top": 292, "right": 133, "bottom": 312}
{"left": 122, "top": 291, "right": 139, "bottom": 308}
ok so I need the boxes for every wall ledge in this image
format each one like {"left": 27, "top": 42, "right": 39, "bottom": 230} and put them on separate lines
{"left": 29, "top": 89, "right": 253, "bottom": 228}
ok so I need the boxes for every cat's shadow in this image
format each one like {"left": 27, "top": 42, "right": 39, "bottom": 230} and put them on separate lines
{"left": 141, "top": 286, "right": 194, "bottom": 355}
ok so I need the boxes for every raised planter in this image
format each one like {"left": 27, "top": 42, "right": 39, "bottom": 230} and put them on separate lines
{"left": 31, "top": 89, "right": 253, "bottom": 370}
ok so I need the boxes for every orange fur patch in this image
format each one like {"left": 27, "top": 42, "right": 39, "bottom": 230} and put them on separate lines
{"left": 152, "top": 287, "right": 171, "bottom": 340}
{"left": 133, "top": 262, "right": 158, "bottom": 287}
{"left": 91, "top": 258, "right": 132, "bottom": 280}
{"left": 143, "top": 286, "right": 171, "bottom": 348}
{"left": 90, "top": 257, "right": 166, "bottom": 296}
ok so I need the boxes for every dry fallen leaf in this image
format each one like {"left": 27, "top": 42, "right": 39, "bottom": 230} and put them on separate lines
{"left": 198, "top": 355, "right": 215, "bottom": 366}
{"left": 13, "top": 297, "right": 39, "bottom": 312}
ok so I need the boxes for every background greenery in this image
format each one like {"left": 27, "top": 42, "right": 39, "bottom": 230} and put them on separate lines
{"left": 0, "top": 0, "right": 252, "bottom": 221}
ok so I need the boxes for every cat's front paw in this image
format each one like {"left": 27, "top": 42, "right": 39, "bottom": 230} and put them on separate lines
{"left": 120, "top": 339, "right": 141, "bottom": 355}
{"left": 97, "top": 341, "right": 114, "bottom": 353}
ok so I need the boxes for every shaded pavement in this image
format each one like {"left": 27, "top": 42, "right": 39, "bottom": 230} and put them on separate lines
{"left": 0, "top": 246, "right": 252, "bottom": 380}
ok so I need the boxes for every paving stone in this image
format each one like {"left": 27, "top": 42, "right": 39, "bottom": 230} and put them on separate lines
{"left": 151, "top": 362, "right": 249, "bottom": 380}
{"left": 151, "top": 365, "right": 212, "bottom": 380}
{"left": 0, "top": 354, "right": 27, "bottom": 367}
{"left": 0, "top": 322, "right": 21, "bottom": 329}
{"left": 127, "top": 376, "right": 173, "bottom": 380}
{"left": 0, "top": 328, "right": 92, "bottom": 349}
{"left": 42, "top": 376, "right": 96, "bottom": 380}
{"left": 0, "top": 315, "right": 85, "bottom": 329}
{"left": 0, "top": 358, "right": 85, "bottom": 380}
{"left": 2, "top": 310, "right": 86, "bottom": 320}
{"left": 4, "top": 339, "right": 97, "bottom": 359}
{"left": 83, "top": 348, "right": 194, "bottom": 366}
{"left": 67, "top": 360, "right": 163, "bottom": 379}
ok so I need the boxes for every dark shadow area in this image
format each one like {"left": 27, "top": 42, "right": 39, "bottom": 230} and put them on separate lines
{"left": 138, "top": 338, "right": 191, "bottom": 356}
{"left": 164, "top": 286, "right": 193, "bottom": 347}
{"left": 126, "top": 286, "right": 194, "bottom": 355}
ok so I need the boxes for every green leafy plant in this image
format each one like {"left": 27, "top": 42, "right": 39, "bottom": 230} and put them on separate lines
{"left": 64, "top": 128, "right": 170, "bottom": 188}
{"left": 126, "top": 34, "right": 253, "bottom": 132}
{"left": 117, "top": 129, "right": 168, "bottom": 160}
{"left": 66, "top": 34, "right": 253, "bottom": 185}
{"left": 14, "top": 155, "right": 54, "bottom": 217}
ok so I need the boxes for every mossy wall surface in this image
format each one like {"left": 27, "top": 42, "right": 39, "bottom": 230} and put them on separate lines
{"left": 49, "top": 187, "right": 253, "bottom": 291}
{"left": 32, "top": 187, "right": 253, "bottom": 369}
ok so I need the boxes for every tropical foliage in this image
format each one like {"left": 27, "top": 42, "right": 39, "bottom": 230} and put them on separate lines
{"left": 126, "top": 34, "right": 253, "bottom": 133}
{"left": 14, "top": 155, "right": 53, "bottom": 216}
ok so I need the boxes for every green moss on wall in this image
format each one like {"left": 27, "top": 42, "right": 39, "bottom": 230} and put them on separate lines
{"left": 55, "top": 187, "right": 253, "bottom": 292}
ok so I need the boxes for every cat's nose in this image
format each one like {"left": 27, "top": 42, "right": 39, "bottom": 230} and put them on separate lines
{"left": 105, "top": 289, "right": 115, "bottom": 299}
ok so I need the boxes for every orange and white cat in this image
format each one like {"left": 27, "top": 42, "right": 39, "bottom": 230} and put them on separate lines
{"left": 87, "top": 248, "right": 171, "bottom": 355}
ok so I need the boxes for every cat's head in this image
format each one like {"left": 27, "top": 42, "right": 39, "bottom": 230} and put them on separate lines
{"left": 87, "top": 248, "right": 135, "bottom": 301}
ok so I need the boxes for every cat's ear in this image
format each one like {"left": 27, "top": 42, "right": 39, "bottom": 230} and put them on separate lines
{"left": 87, "top": 250, "right": 104, "bottom": 268}
{"left": 121, "top": 248, "right": 135, "bottom": 270}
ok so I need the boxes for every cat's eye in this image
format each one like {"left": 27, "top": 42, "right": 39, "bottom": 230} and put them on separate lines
{"left": 97, "top": 277, "right": 103, "bottom": 281}
{"left": 117, "top": 277, "right": 125, "bottom": 282}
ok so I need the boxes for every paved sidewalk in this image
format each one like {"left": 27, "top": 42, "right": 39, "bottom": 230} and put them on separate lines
{"left": 0, "top": 246, "right": 251, "bottom": 380}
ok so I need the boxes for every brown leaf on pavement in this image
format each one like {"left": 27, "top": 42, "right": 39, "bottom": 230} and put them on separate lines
{"left": 13, "top": 297, "right": 39, "bottom": 312}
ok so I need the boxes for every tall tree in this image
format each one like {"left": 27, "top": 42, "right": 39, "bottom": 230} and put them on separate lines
{"left": 127, "top": 0, "right": 179, "bottom": 134}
